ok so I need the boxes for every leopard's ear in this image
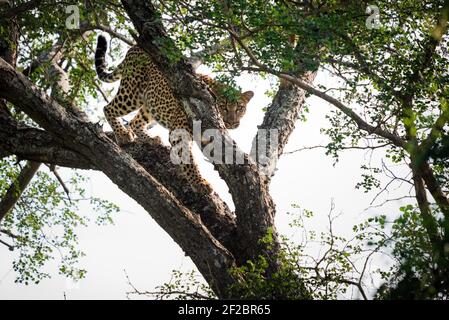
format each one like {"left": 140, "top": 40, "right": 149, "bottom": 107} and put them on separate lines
{"left": 241, "top": 91, "right": 254, "bottom": 102}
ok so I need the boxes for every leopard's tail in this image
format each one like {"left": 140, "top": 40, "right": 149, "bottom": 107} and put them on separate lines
{"left": 95, "top": 35, "right": 122, "bottom": 83}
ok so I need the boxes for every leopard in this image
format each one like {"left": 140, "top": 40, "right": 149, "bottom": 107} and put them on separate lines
{"left": 94, "top": 35, "right": 254, "bottom": 194}
{"left": 196, "top": 74, "right": 253, "bottom": 129}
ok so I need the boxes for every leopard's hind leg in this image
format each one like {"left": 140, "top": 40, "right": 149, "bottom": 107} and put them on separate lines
{"left": 169, "top": 129, "right": 213, "bottom": 195}
{"left": 129, "top": 107, "right": 156, "bottom": 142}
{"left": 103, "top": 85, "right": 140, "bottom": 145}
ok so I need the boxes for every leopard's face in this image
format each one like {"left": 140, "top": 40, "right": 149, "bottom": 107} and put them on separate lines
{"left": 219, "top": 91, "right": 254, "bottom": 129}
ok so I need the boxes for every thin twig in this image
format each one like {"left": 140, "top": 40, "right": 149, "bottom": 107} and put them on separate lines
{"left": 48, "top": 164, "right": 71, "bottom": 202}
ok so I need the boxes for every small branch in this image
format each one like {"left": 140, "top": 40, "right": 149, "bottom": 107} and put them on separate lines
{"left": 49, "top": 164, "right": 71, "bottom": 202}
{"left": 0, "top": 238, "right": 14, "bottom": 251}
{"left": 284, "top": 143, "right": 391, "bottom": 155}
{"left": 124, "top": 270, "right": 213, "bottom": 300}
{"left": 420, "top": 161, "right": 449, "bottom": 222}
{"left": 337, "top": 278, "right": 368, "bottom": 300}
{"left": 86, "top": 23, "right": 135, "bottom": 46}
{"left": 418, "top": 103, "right": 449, "bottom": 160}
{"left": 234, "top": 34, "right": 406, "bottom": 150}
{"left": 22, "top": 39, "right": 65, "bottom": 77}
{"left": 0, "top": 161, "right": 41, "bottom": 223}
{"left": 0, "top": 229, "right": 19, "bottom": 239}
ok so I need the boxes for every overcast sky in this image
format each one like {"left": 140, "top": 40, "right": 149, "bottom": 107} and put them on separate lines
{"left": 0, "top": 66, "right": 412, "bottom": 299}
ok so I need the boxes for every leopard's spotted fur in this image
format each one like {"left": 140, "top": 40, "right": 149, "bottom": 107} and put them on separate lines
{"left": 94, "top": 35, "right": 253, "bottom": 193}
{"left": 197, "top": 74, "right": 253, "bottom": 129}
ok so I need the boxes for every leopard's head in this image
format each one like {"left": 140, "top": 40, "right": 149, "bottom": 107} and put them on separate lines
{"left": 198, "top": 74, "right": 254, "bottom": 129}
{"left": 219, "top": 90, "right": 254, "bottom": 129}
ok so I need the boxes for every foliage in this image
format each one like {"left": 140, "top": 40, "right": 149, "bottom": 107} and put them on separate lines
{"left": 0, "top": 157, "right": 118, "bottom": 284}
{"left": 157, "top": 0, "right": 449, "bottom": 201}
{"left": 2, "top": 0, "right": 449, "bottom": 298}
{"left": 372, "top": 204, "right": 449, "bottom": 299}
{"left": 227, "top": 227, "right": 313, "bottom": 300}
{"left": 127, "top": 269, "right": 216, "bottom": 300}
{"left": 144, "top": 199, "right": 449, "bottom": 300}
{"left": 0, "top": 0, "right": 129, "bottom": 284}
{"left": 140, "top": 206, "right": 384, "bottom": 300}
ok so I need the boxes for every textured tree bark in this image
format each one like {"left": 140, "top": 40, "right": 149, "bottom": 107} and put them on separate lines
{"left": 0, "top": 58, "right": 237, "bottom": 297}
{"left": 121, "top": 0, "right": 282, "bottom": 268}
{"left": 251, "top": 73, "right": 317, "bottom": 179}
{"left": 0, "top": 0, "right": 315, "bottom": 298}
{"left": 120, "top": 3, "right": 317, "bottom": 287}
{"left": 0, "top": 3, "right": 44, "bottom": 226}
{"left": 0, "top": 161, "right": 41, "bottom": 223}
{"left": 0, "top": 116, "right": 92, "bottom": 168}
{"left": 0, "top": 113, "right": 238, "bottom": 252}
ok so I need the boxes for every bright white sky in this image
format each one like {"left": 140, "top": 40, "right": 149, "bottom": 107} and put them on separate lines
{"left": 0, "top": 66, "right": 412, "bottom": 299}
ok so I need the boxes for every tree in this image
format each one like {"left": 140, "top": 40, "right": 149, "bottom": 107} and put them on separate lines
{"left": 1, "top": 0, "right": 449, "bottom": 299}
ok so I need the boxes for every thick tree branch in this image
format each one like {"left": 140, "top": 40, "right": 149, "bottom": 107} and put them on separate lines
{"left": 121, "top": 0, "right": 282, "bottom": 266}
{"left": 410, "top": 160, "right": 441, "bottom": 246}
{"left": 0, "top": 57, "right": 237, "bottom": 297}
{"left": 244, "top": 64, "right": 407, "bottom": 149}
{"left": 0, "top": 113, "right": 238, "bottom": 250}
{"left": 419, "top": 105, "right": 449, "bottom": 159}
{"left": 420, "top": 161, "right": 449, "bottom": 222}
{"left": 0, "top": 114, "right": 93, "bottom": 169}
{"left": 77, "top": 21, "right": 134, "bottom": 46}
{"left": 251, "top": 71, "right": 317, "bottom": 178}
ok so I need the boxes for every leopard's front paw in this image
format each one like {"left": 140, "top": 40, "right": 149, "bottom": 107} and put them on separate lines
{"left": 115, "top": 129, "right": 136, "bottom": 145}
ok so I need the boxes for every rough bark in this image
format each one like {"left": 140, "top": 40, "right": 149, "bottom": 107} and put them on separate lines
{"left": 0, "top": 111, "right": 93, "bottom": 169}
{"left": 0, "top": 1, "right": 43, "bottom": 227}
{"left": 0, "top": 113, "right": 238, "bottom": 252}
{"left": 0, "top": 58, "right": 237, "bottom": 297}
{"left": 0, "top": 0, "right": 314, "bottom": 298}
{"left": 252, "top": 72, "right": 317, "bottom": 179}
{"left": 0, "top": 161, "right": 41, "bottom": 223}
{"left": 121, "top": 0, "right": 280, "bottom": 266}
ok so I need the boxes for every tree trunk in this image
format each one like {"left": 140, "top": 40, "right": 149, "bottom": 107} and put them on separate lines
{"left": 0, "top": 0, "right": 316, "bottom": 298}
